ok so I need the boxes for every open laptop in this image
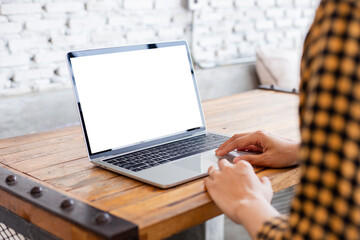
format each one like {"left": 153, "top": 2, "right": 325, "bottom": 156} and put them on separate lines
{"left": 67, "top": 40, "right": 232, "bottom": 188}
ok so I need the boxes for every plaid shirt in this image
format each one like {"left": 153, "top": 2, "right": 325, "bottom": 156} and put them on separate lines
{"left": 258, "top": 0, "right": 360, "bottom": 239}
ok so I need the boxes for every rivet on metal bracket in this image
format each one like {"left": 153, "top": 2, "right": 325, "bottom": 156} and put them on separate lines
{"left": 5, "top": 175, "right": 17, "bottom": 185}
{"left": 95, "top": 212, "right": 111, "bottom": 225}
{"left": 30, "top": 186, "right": 43, "bottom": 196}
{"left": 0, "top": 167, "right": 138, "bottom": 239}
{"left": 60, "top": 199, "right": 74, "bottom": 210}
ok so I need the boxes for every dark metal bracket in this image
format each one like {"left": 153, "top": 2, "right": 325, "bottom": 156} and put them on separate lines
{"left": 258, "top": 84, "right": 299, "bottom": 94}
{"left": 0, "top": 167, "right": 138, "bottom": 240}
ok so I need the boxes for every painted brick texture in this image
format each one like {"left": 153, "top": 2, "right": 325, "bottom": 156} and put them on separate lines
{"left": 0, "top": 0, "right": 318, "bottom": 96}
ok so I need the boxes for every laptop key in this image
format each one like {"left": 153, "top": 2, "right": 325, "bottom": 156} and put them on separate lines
{"left": 158, "top": 160, "right": 169, "bottom": 164}
{"left": 130, "top": 163, "right": 146, "bottom": 168}
{"left": 122, "top": 163, "right": 134, "bottom": 169}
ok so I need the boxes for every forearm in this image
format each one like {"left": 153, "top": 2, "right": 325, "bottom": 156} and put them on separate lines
{"left": 236, "top": 197, "right": 280, "bottom": 239}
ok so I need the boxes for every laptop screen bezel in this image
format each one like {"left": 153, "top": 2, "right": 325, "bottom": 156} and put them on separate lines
{"left": 67, "top": 40, "right": 207, "bottom": 160}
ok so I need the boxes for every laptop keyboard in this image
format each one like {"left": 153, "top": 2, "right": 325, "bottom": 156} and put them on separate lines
{"left": 103, "top": 133, "right": 228, "bottom": 172}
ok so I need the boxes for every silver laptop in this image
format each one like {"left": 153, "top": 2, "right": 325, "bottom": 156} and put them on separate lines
{"left": 67, "top": 40, "right": 231, "bottom": 188}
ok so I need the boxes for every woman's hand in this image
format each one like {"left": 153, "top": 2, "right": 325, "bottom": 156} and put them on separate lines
{"left": 216, "top": 131, "right": 300, "bottom": 168}
{"left": 205, "top": 159, "right": 280, "bottom": 239}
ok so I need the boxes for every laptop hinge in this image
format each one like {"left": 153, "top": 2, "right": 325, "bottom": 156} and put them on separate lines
{"left": 92, "top": 155, "right": 113, "bottom": 162}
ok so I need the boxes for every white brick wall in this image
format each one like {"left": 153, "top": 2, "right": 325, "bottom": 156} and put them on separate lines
{"left": 13, "top": 68, "right": 54, "bottom": 82}
{"left": 8, "top": 37, "right": 49, "bottom": 52}
{"left": 0, "top": 22, "right": 23, "bottom": 34}
{"left": 49, "top": 35, "right": 87, "bottom": 47}
{"left": 25, "top": 19, "right": 65, "bottom": 32}
{"left": 255, "top": 19, "right": 275, "bottom": 30}
{"left": 0, "top": 0, "right": 319, "bottom": 96}
{"left": 0, "top": 55, "right": 30, "bottom": 68}
{"left": 256, "top": 0, "right": 276, "bottom": 8}
{"left": 123, "top": 0, "right": 154, "bottom": 10}
{"left": 266, "top": 8, "right": 284, "bottom": 18}
{"left": 235, "top": 0, "right": 255, "bottom": 8}
{"left": 0, "top": 3, "right": 42, "bottom": 15}
{"left": 44, "top": 2, "right": 84, "bottom": 13}
{"left": 86, "top": 1, "right": 118, "bottom": 12}
{"left": 34, "top": 51, "right": 66, "bottom": 64}
{"left": 158, "top": 27, "right": 184, "bottom": 38}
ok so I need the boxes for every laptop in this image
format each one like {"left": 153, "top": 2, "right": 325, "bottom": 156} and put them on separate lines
{"left": 67, "top": 40, "right": 232, "bottom": 188}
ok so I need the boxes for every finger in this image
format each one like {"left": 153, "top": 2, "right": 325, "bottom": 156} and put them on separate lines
{"left": 260, "top": 176, "right": 271, "bottom": 188}
{"left": 218, "top": 159, "right": 231, "bottom": 170}
{"left": 204, "top": 178, "right": 212, "bottom": 190}
{"left": 261, "top": 176, "right": 273, "bottom": 196}
{"left": 207, "top": 166, "right": 220, "bottom": 180}
{"left": 260, "top": 176, "right": 273, "bottom": 202}
{"left": 238, "top": 145, "right": 262, "bottom": 152}
{"left": 204, "top": 177, "right": 215, "bottom": 192}
{"left": 216, "top": 139, "right": 243, "bottom": 156}
{"left": 233, "top": 154, "right": 262, "bottom": 165}
{"left": 235, "top": 160, "right": 255, "bottom": 175}
{"left": 219, "top": 133, "right": 251, "bottom": 147}
{"left": 204, "top": 178, "right": 218, "bottom": 200}
{"left": 216, "top": 133, "right": 250, "bottom": 153}
{"left": 216, "top": 134, "right": 239, "bottom": 154}
{"left": 216, "top": 132, "right": 263, "bottom": 156}
{"left": 208, "top": 165, "right": 215, "bottom": 176}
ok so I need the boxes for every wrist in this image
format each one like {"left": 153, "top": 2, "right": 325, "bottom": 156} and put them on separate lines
{"left": 235, "top": 196, "right": 280, "bottom": 239}
{"left": 289, "top": 142, "right": 300, "bottom": 165}
{"left": 282, "top": 141, "right": 300, "bottom": 166}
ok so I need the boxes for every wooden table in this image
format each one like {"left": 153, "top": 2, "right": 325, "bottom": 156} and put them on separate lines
{"left": 0, "top": 89, "right": 301, "bottom": 240}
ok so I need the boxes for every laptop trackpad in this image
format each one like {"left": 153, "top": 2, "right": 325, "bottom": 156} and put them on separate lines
{"left": 172, "top": 151, "right": 220, "bottom": 173}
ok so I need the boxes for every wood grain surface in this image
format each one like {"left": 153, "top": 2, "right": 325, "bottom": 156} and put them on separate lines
{"left": 0, "top": 90, "right": 301, "bottom": 240}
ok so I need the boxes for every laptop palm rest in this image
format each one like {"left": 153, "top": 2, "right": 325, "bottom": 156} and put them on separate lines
{"left": 133, "top": 151, "right": 218, "bottom": 188}
{"left": 172, "top": 151, "right": 219, "bottom": 172}
{"left": 171, "top": 150, "right": 258, "bottom": 173}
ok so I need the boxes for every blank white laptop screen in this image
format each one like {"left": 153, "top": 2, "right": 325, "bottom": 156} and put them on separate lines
{"left": 70, "top": 45, "right": 204, "bottom": 154}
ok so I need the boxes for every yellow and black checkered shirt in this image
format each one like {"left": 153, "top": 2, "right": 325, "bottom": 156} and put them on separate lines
{"left": 258, "top": 0, "right": 360, "bottom": 239}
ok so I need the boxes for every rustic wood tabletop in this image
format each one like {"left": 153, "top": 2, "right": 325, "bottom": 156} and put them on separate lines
{"left": 0, "top": 89, "right": 301, "bottom": 240}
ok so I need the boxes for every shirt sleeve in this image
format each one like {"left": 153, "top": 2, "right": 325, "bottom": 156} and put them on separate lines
{"left": 257, "top": 215, "right": 291, "bottom": 240}
{"left": 257, "top": 0, "right": 360, "bottom": 239}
